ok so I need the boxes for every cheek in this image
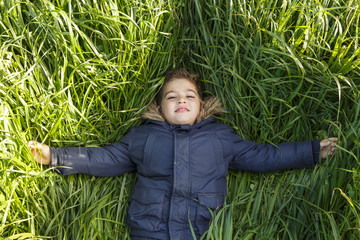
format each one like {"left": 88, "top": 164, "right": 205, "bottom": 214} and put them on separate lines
{"left": 161, "top": 102, "right": 172, "bottom": 116}
{"left": 194, "top": 101, "right": 201, "bottom": 113}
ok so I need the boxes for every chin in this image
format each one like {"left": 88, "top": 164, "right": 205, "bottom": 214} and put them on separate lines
{"left": 178, "top": 120, "right": 195, "bottom": 125}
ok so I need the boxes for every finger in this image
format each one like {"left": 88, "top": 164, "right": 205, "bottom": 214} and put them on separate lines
{"left": 320, "top": 137, "right": 338, "bottom": 147}
{"left": 28, "top": 141, "right": 35, "bottom": 148}
{"left": 320, "top": 139, "right": 331, "bottom": 147}
{"left": 28, "top": 141, "right": 39, "bottom": 148}
{"left": 30, "top": 147, "right": 40, "bottom": 156}
{"left": 30, "top": 141, "right": 43, "bottom": 150}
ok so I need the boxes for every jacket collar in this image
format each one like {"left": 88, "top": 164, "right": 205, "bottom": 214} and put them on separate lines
{"left": 143, "top": 116, "right": 218, "bottom": 131}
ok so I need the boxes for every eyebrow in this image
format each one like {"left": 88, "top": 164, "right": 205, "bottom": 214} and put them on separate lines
{"left": 164, "top": 89, "right": 197, "bottom": 97}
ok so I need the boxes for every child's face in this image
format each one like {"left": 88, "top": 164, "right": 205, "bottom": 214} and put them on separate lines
{"left": 161, "top": 78, "right": 201, "bottom": 125}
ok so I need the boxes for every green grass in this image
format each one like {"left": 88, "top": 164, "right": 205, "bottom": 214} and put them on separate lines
{"left": 1, "top": 0, "right": 360, "bottom": 239}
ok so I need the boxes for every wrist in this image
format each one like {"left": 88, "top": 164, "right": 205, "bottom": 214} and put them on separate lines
{"left": 312, "top": 140, "right": 321, "bottom": 163}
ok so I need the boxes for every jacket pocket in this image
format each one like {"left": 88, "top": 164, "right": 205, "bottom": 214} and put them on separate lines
{"left": 127, "top": 187, "right": 165, "bottom": 231}
{"left": 195, "top": 193, "right": 224, "bottom": 234}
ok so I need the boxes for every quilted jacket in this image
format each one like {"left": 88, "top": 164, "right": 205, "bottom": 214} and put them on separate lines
{"left": 50, "top": 97, "right": 320, "bottom": 239}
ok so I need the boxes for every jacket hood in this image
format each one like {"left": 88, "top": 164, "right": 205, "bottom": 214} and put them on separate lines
{"left": 142, "top": 96, "right": 223, "bottom": 123}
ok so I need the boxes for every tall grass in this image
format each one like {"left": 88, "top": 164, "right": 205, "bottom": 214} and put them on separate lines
{"left": 1, "top": 0, "right": 179, "bottom": 238}
{"left": 1, "top": 0, "right": 359, "bottom": 239}
{"left": 181, "top": 0, "right": 360, "bottom": 239}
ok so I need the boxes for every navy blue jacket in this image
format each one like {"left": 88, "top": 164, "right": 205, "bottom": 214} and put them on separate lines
{"left": 50, "top": 116, "right": 320, "bottom": 239}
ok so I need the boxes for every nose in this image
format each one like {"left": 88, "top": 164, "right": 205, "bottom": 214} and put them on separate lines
{"left": 178, "top": 96, "right": 186, "bottom": 104}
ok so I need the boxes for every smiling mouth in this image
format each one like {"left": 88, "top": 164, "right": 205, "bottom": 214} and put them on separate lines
{"left": 175, "top": 107, "right": 189, "bottom": 113}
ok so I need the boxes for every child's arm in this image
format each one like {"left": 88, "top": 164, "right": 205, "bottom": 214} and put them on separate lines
{"left": 28, "top": 130, "right": 136, "bottom": 176}
{"left": 227, "top": 129, "right": 338, "bottom": 172}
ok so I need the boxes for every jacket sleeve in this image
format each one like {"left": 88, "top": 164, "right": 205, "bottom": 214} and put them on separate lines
{"left": 228, "top": 130, "right": 320, "bottom": 172}
{"left": 49, "top": 129, "right": 136, "bottom": 176}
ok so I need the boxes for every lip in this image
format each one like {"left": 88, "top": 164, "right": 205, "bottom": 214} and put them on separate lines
{"left": 175, "top": 107, "right": 189, "bottom": 113}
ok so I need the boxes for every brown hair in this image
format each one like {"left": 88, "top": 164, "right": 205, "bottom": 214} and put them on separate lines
{"left": 156, "top": 68, "right": 203, "bottom": 105}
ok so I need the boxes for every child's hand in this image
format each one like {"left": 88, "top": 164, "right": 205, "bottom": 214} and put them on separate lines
{"left": 28, "top": 141, "right": 51, "bottom": 165}
{"left": 320, "top": 137, "right": 338, "bottom": 159}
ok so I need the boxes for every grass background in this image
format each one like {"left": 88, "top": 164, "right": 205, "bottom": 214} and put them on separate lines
{"left": 1, "top": 0, "right": 359, "bottom": 239}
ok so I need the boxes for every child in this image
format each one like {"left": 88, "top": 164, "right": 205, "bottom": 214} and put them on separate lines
{"left": 28, "top": 68, "right": 337, "bottom": 239}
